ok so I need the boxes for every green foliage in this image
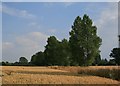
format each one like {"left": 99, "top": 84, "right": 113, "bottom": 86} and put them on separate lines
{"left": 69, "top": 14, "right": 102, "bottom": 66}
{"left": 2, "top": 61, "right": 6, "bottom": 66}
{"left": 59, "top": 39, "right": 70, "bottom": 66}
{"left": 44, "top": 36, "right": 60, "bottom": 65}
{"left": 110, "top": 48, "right": 120, "bottom": 65}
{"left": 44, "top": 36, "right": 70, "bottom": 66}
{"left": 107, "top": 59, "right": 116, "bottom": 65}
{"left": 99, "top": 59, "right": 108, "bottom": 66}
{"left": 93, "top": 53, "right": 101, "bottom": 66}
{"left": 19, "top": 57, "right": 28, "bottom": 64}
{"left": 31, "top": 51, "right": 45, "bottom": 66}
{"left": 1, "top": 61, "right": 11, "bottom": 66}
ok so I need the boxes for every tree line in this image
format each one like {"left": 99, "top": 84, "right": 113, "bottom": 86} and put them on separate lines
{"left": 1, "top": 14, "right": 120, "bottom": 66}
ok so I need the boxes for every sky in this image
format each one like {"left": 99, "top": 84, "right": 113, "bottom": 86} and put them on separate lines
{"left": 1, "top": 2, "right": 118, "bottom": 62}
{"left": 1, "top": 0, "right": 119, "bottom": 2}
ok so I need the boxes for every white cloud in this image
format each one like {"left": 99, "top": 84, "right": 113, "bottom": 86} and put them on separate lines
{"left": 94, "top": 3, "right": 118, "bottom": 59}
{"left": 2, "top": 4, "right": 36, "bottom": 19}
{"left": 3, "top": 32, "right": 48, "bottom": 62}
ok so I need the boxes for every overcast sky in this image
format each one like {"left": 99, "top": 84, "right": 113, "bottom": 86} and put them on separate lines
{"left": 1, "top": 2, "right": 118, "bottom": 62}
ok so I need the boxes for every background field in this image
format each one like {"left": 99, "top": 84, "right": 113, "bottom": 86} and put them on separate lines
{"left": 0, "top": 66, "right": 120, "bottom": 84}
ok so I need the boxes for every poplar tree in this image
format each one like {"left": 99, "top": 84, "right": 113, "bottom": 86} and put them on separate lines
{"left": 69, "top": 14, "right": 102, "bottom": 66}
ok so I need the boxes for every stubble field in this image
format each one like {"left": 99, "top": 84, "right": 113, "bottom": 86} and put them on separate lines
{"left": 0, "top": 66, "right": 120, "bottom": 85}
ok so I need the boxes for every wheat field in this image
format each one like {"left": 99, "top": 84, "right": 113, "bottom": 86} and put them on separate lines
{"left": 1, "top": 66, "right": 120, "bottom": 84}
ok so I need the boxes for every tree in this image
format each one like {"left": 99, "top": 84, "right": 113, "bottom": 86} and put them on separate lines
{"left": 69, "top": 14, "right": 102, "bottom": 66}
{"left": 13, "top": 62, "right": 20, "bottom": 66}
{"left": 59, "top": 39, "right": 70, "bottom": 66}
{"left": 110, "top": 48, "right": 120, "bottom": 65}
{"left": 44, "top": 36, "right": 70, "bottom": 66}
{"left": 2, "top": 61, "right": 12, "bottom": 66}
{"left": 93, "top": 53, "right": 101, "bottom": 65}
{"left": 108, "top": 59, "right": 116, "bottom": 65}
{"left": 19, "top": 57, "right": 28, "bottom": 64}
{"left": 2, "top": 61, "right": 6, "bottom": 66}
{"left": 44, "top": 36, "right": 60, "bottom": 65}
{"left": 31, "top": 51, "right": 45, "bottom": 66}
{"left": 99, "top": 58, "right": 108, "bottom": 66}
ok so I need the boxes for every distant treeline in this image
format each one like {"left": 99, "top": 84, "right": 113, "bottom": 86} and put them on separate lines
{"left": 1, "top": 14, "right": 120, "bottom": 66}
{"left": 0, "top": 56, "right": 118, "bottom": 66}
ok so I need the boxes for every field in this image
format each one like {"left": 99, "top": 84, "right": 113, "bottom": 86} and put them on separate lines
{"left": 0, "top": 66, "right": 120, "bottom": 84}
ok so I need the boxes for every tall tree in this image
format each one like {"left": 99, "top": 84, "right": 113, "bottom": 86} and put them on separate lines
{"left": 110, "top": 48, "right": 120, "bottom": 65}
{"left": 69, "top": 14, "right": 102, "bottom": 66}
{"left": 44, "top": 36, "right": 60, "bottom": 65}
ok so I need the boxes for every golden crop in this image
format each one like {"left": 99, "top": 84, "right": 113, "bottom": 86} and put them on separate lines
{"left": 1, "top": 66, "right": 120, "bottom": 84}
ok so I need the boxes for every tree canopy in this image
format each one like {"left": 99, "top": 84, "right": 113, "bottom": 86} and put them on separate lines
{"left": 44, "top": 36, "right": 70, "bottom": 66}
{"left": 110, "top": 48, "right": 120, "bottom": 65}
{"left": 19, "top": 57, "right": 28, "bottom": 64}
{"left": 69, "top": 14, "right": 102, "bottom": 66}
{"left": 31, "top": 51, "right": 45, "bottom": 66}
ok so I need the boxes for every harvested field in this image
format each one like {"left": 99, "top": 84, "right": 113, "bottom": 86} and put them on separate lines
{"left": 1, "top": 66, "right": 120, "bottom": 84}
{"left": 49, "top": 66, "right": 120, "bottom": 80}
